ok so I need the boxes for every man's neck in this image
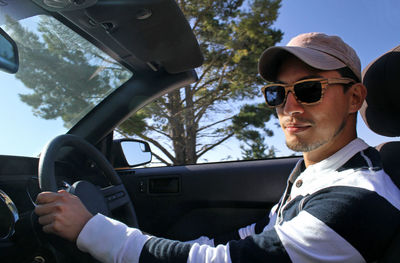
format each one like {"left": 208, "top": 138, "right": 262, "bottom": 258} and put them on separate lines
{"left": 303, "top": 133, "right": 357, "bottom": 167}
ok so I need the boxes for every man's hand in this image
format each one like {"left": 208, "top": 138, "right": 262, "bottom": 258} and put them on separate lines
{"left": 34, "top": 190, "right": 93, "bottom": 242}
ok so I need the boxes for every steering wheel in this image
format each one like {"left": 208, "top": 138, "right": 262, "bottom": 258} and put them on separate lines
{"left": 38, "top": 134, "right": 139, "bottom": 228}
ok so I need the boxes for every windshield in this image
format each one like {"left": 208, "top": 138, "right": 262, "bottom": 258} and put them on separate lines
{"left": 0, "top": 15, "right": 132, "bottom": 157}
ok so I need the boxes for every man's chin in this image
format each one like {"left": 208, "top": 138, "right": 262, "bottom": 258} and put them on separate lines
{"left": 286, "top": 139, "right": 325, "bottom": 153}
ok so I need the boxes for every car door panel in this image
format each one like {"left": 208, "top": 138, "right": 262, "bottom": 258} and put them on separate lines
{"left": 118, "top": 157, "right": 300, "bottom": 240}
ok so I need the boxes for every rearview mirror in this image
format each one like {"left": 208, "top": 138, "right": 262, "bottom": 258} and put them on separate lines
{"left": 0, "top": 27, "right": 18, "bottom": 74}
{"left": 113, "top": 139, "right": 152, "bottom": 168}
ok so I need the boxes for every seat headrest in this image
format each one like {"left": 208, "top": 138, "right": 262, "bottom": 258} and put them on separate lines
{"left": 376, "top": 142, "right": 400, "bottom": 189}
{"left": 361, "top": 45, "right": 400, "bottom": 137}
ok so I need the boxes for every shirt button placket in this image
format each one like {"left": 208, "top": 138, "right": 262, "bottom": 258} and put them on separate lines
{"left": 296, "top": 179, "right": 303, "bottom": 188}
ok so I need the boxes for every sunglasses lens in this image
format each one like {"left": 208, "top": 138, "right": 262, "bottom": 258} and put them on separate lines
{"left": 265, "top": 85, "right": 285, "bottom": 106}
{"left": 294, "top": 81, "right": 322, "bottom": 103}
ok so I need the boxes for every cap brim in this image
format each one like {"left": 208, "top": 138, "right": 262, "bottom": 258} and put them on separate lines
{"left": 258, "top": 46, "right": 346, "bottom": 81}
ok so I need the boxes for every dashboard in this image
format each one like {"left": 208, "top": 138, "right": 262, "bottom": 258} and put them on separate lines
{"left": 0, "top": 154, "right": 109, "bottom": 262}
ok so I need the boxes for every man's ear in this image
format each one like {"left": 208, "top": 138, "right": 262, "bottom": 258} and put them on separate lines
{"left": 349, "top": 83, "right": 367, "bottom": 113}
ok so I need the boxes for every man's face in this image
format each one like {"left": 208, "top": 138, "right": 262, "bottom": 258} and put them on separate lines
{"left": 276, "top": 57, "right": 355, "bottom": 153}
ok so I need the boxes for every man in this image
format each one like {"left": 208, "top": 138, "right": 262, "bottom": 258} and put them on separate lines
{"left": 35, "top": 32, "right": 400, "bottom": 262}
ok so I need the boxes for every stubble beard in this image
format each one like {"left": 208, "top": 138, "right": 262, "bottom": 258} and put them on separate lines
{"left": 285, "top": 117, "right": 348, "bottom": 153}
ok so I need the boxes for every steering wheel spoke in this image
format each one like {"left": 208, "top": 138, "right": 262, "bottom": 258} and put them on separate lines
{"left": 101, "top": 184, "right": 131, "bottom": 210}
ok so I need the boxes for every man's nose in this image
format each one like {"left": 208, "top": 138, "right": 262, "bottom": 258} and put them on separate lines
{"left": 283, "top": 92, "right": 304, "bottom": 116}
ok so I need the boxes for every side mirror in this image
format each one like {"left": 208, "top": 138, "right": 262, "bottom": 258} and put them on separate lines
{"left": 113, "top": 139, "right": 152, "bottom": 168}
{"left": 0, "top": 27, "right": 18, "bottom": 74}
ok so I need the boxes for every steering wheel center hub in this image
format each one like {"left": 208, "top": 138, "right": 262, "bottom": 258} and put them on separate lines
{"left": 69, "top": 181, "right": 109, "bottom": 216}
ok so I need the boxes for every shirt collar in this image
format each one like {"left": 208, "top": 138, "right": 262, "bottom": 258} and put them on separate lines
{"left": 290, "top": 138, "right": 370, "bottom": 179}
{"left": 306, "top": 138, "right": 369, "bottom": 173}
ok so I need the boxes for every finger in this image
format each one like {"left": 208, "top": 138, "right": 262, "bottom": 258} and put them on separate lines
{"left": 42, "top": 222, "right": 60, "bottom": 235}
{"left": 36, "top": 191, "right": 61, "bottom": 204}
{"left": 37, "top": 213, "right": 55, "bottom": 226}
{"left": 41, "top": 218, "right": 73, "bottom": 241}
{"left": 34, "top": 203, "right": 51, "bottom": 216}
{"left": 34, "top": 201, "right": 63, "bottom": 216}
{"left": 41, "top": 222, "right": 53, "bottom": 234}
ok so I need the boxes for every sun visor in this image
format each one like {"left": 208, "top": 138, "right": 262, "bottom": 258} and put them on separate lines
{"left": 83, "top": 0, "right": 203, "bottom": 74}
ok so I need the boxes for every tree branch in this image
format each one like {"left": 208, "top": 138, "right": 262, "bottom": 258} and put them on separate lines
{"left": 193, "top": 62, "right": 229, "bottom": 109}
{"left": 194, "top": 89, "right": 232, "bottom": 124}
{"left": 192, "top": 54, "right": 221, "bottom": 90}
{"left": 178, "top": 0, "right": 186, "bottom": 13}
{"left": 196, "top": 116, "right": 233, "bottom": 132}
{"left": 193, "top": 77, "right": 220, "bottom": 93}
{"left": 196, "top": 132, "right": 235, "bottom": 159}
{"left": 191, "top": 1, "right": 214, "bottom": 32}
{"left": 194, "top": 104, "right": 210, "bottom": 126}
{"left": 215, "top": 62, "right": 228, "bottom": 90}
{"left": 147, "top": 126, "right": 171, "bottom": 139}
{"left": 151, "top": 102, "right": 171, "bottom": 120}
{"left": 151, "top": 152, "right": 172, "bottom": 166}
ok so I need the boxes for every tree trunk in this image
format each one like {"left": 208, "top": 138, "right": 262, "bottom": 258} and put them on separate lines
{"left": 184, "top": 86, "right": 197, "bottom": 164}
{"left": 167, "top": 90, "right": 186, "bottom": 165}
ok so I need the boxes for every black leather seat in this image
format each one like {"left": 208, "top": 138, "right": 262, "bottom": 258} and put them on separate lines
{"left": 361, "top": 45, "right": 400, "bottom": 262}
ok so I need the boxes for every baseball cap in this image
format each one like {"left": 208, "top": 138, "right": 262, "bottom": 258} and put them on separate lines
{"left": 258, "top": 32, "right": 361, "bottom": 82}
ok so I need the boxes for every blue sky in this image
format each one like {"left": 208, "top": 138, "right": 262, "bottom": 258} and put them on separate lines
{"left": 274, "top": 0, "right": 400, "bottom": 67}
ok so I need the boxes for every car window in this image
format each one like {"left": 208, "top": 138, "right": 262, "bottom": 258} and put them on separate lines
{"left": 114, "top": 1, "right": 297, "bottom": 167}
{"left": 0, "top": 15, "right": 132, "bottom": 157}
{"left": 115, "top": 86, "right": 295, "bottom": 167}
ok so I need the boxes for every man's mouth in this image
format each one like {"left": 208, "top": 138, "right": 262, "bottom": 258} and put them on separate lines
{"left": 284, "top": 123, "right": 312, "bottom": 133}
